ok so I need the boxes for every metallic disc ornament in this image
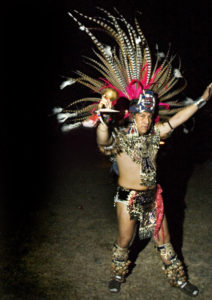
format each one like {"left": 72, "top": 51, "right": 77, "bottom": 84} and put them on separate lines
{"left": 104, "top": 88, "right": 119, "bottom": 101}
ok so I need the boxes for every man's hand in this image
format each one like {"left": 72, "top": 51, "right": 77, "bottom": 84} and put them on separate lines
{"left": 98, "top": 94, "right": 112, "bottom": 109}
{"left": 96, "top": 94, "right": 113, "bottom": 145}
{"left": 201, "top": 83, "right": 212, "bottom": 101}
{"left": 97, "top": 94, "right": 112, "bottom": 125}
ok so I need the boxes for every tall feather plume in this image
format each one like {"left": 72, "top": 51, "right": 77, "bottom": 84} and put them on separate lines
{"left": 114, "top": 10, "right": 139, "bottom": 80}
{"left": 152, "top": 46, "right": 172, "bottom": 88}
{"left": 68, "top": 11, "right": 122, "bottom": 83}
{"left": 65, "top": 97, "right": 100, "bottom": 111}
{"left": 134, "top": 18, "right": 152, "bottom": 84}
{"left": 96, "top": 7, "right": 133, "bottom": 81}
{"left": 59, "top": 8, "right": 187, "bottom": 127}
{"left": 89, "top": 51, "right": 127, "bottom": 91}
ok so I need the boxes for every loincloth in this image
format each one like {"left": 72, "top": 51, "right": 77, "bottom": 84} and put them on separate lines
{"left": 114, "top": 185, "right": 164, "bottom": 240}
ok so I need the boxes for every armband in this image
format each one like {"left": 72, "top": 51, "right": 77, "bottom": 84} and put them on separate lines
{"left": 167, "top": 120, "right": 174, "bottom": 131}
{"left": 98, "top": 132, "right": 118, "bottom": 155}
{"left": 101, "top": 133, "right": 116, "bottom": 150}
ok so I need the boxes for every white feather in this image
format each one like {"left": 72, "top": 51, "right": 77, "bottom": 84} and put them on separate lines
{"left": 156, "top": 51, "right": 165, "bottom": 59}
{"left": 60, "top": 79, "right": 76, "bottom": 90}
{"left": 155, "top": 44, "right": 165, "bottom": 60}
{"left": 174, "top": 69, "right": 183, "bottom": 78}
{"left": 52, "top": 107, "right": 63, "bottom": 115}
{"left": 57, "top": 112, "right": 77, "bottom": 123}
{"left": 82, "top": 119, "right": 97, "bottom": 127}
{"left": 135, "top": 37, "right": 141, "bottom": 45}
{"left": 183, "top": 97, "right": 194, "bottom": 105}
{"left": 61, "top": 122, "right": 81, "bottom": 132}
{"left": 103, "top": 44, "right": 112, "bottom": 57}
{"left": 183, "top": 128, "right": 189, "bottom": 134}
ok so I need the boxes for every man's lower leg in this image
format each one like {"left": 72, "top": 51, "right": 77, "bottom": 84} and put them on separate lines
{"left": 109, "top": 243, "right": 131, "bottom": 293}
{"left": 157, "top": 242, "right": 199, "bottom": 297}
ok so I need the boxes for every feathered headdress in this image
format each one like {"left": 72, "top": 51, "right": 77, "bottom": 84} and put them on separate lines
{"left": 56, "top": 8, "right": 187, "bottom": 131}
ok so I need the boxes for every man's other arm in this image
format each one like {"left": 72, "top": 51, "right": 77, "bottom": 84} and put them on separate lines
{"left": 158, "top": 83, "right": 212, "bottom": 137}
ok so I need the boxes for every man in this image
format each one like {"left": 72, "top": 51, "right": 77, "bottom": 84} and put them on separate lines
{"left": 57, "top": 9, "right": 212, "bottom": 297}
{"left": 96, "top": 84, "right": 211, "bottom": 296}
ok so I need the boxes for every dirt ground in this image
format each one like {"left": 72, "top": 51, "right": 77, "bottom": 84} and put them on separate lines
{"left": 1, "top": 129, "right": 212, "bottom": 300}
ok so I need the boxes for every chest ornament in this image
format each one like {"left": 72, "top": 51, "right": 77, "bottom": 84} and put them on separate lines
{"left": 114, "top": 125, "right": 160, "bottom": 187}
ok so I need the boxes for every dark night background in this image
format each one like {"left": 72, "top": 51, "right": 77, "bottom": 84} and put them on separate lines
{"left": 2, "top": 0, "right": 212, "bottom": 298}
{"left": 3, "top": 0, "right": 212, "bottom": 206}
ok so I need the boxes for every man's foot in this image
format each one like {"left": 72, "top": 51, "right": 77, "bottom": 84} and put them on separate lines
{"left": 178, "top": 281, "right": 199, "bottom": 297}
{"left": 108, "top": 276, "right": 123, "bottom": 293}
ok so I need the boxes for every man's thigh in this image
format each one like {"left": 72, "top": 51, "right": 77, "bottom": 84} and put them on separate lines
{"left": 116, "top": 202, "right": 137, "bottom": 240}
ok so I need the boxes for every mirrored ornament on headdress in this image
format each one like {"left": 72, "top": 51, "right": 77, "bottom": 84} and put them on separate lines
{"left": 129, "top": 90, "right": 156, "bottom": 114}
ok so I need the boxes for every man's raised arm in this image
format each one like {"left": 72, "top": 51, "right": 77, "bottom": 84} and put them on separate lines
{"left": 96, "top": 95, "right": 114, "bottom": 147}
{"left": 158, "top": 83, "right": 212, "bottom": 137}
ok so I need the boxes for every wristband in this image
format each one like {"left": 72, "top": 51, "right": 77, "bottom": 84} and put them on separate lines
{"left": 194, "top": 98, "right": 206, "bottom": 109}
{"left": 96, "top": 110, "right": 106, "bottom": 125}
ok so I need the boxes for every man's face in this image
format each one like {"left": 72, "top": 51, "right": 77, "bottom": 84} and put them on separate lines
{"left": 134, "top": 111, "right": 152, "bottom": 135}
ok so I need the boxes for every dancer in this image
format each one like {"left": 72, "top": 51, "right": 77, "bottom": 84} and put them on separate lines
{"left": 56, "top": 9, "right": 212, "bottom": 297}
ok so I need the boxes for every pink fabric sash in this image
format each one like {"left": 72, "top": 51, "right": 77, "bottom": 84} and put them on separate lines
{"left": 154, "top": 184, "right": 164, "bottom": 239}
